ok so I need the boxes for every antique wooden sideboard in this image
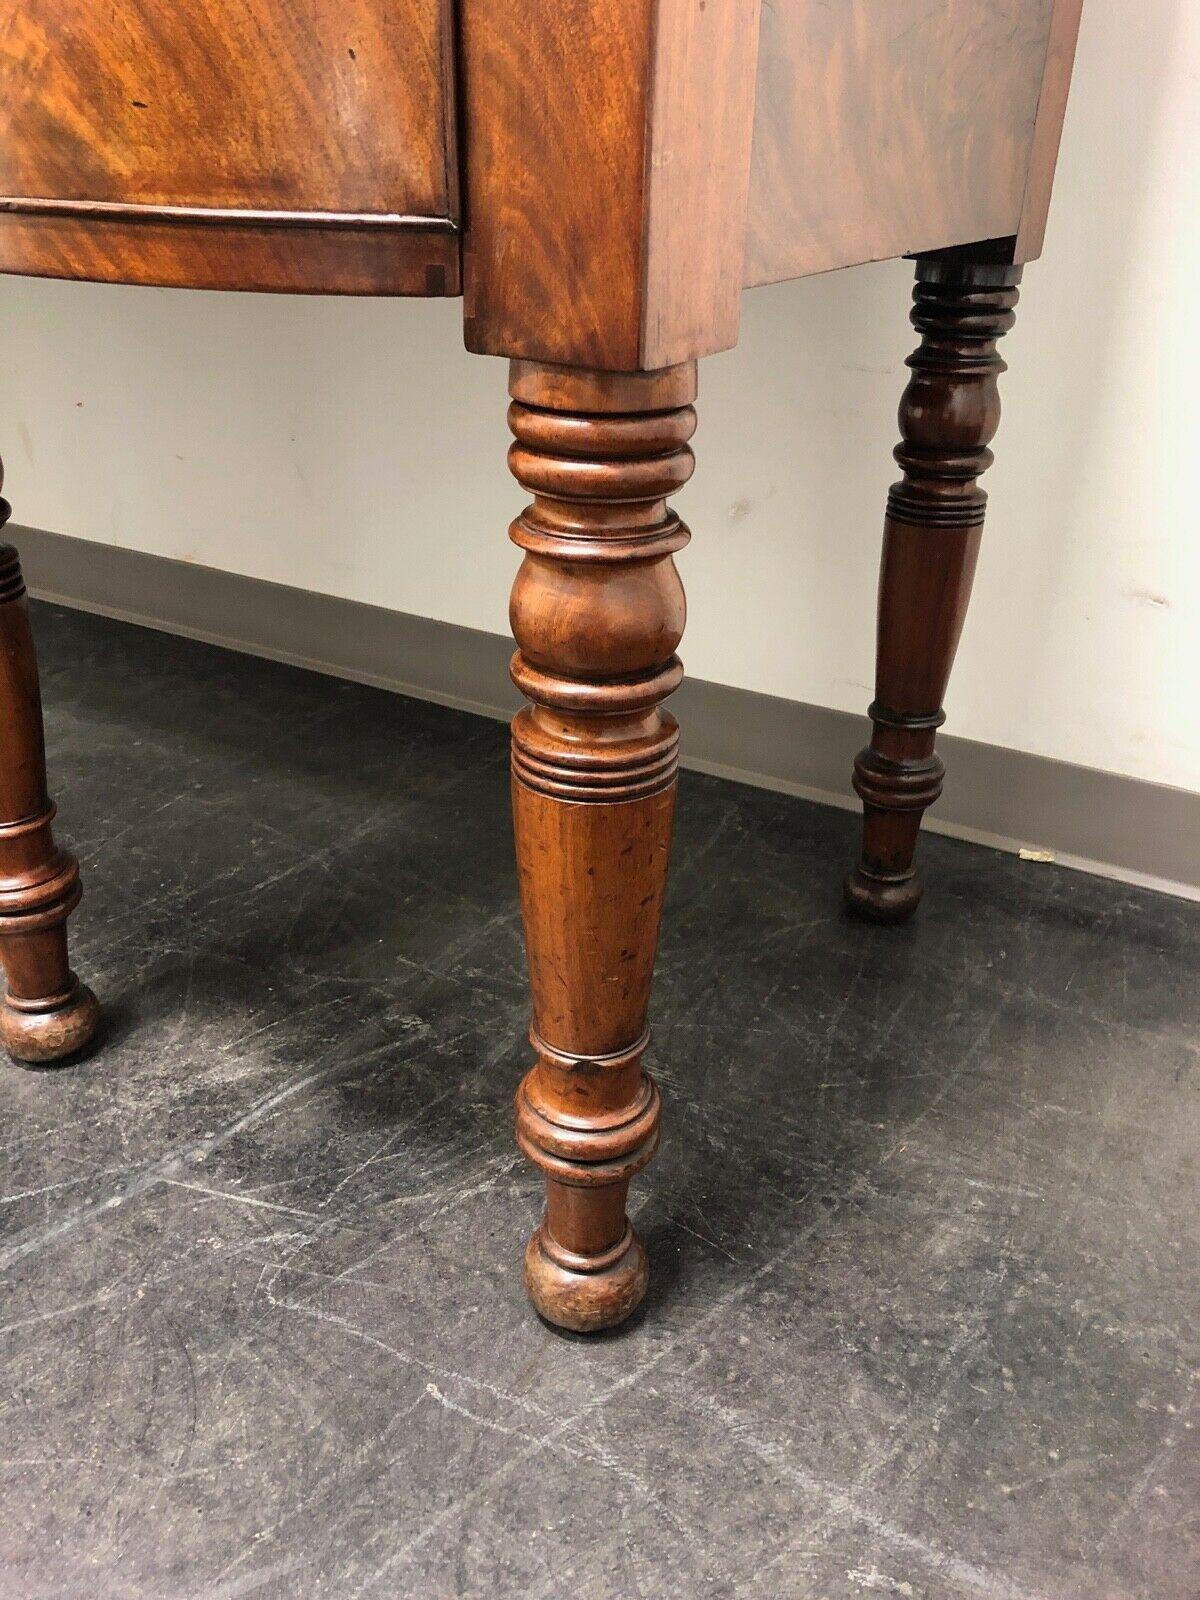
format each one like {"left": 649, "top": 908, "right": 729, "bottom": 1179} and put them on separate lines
{"left": 0, "top": 0, "right": 1083, "bottom": 1331}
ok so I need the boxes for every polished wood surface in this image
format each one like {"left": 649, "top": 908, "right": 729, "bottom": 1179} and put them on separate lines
{"left": 641, "top": 0, "right": 762, "bottom": 368}
{"left": 461, "top": 0, "right": 760, "bottom": 370}
{"left": 0, "top": 1, "right": 1083, "bottom": 1325}
{"left": 1015, "top": 0, "right": 1086, "bottom": 260}
{"left": 0, "top": 0, "right": 460, "bottom": 294}
{"left": 0, "top": 473, "right": 97, "bottom": 1061}
{"left": 847, "top": 259, "right": 1021, "bottom": 922}
{"left": 460, "top": 0, "right": 650, "bottom": 368}
{"left": 507, "top": 360, "right": 695, "bottom": 1329}
{"left": 0, "top": 0, "right": 1085, "bottom": 311}
{"left": 0, "top": 213, "right": 459, "bottom": 297}
{"left": 744, "top": 0, "right": 1077, "bottom": 285}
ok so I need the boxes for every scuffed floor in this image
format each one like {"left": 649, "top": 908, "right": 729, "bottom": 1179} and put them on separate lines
{"left": 2, "top": 603, "right": 1197, "bottom": 1599}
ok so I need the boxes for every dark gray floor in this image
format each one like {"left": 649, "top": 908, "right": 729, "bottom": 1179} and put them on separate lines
{"left": 1, "top": 603, "right": 1197, "bottom": 1600}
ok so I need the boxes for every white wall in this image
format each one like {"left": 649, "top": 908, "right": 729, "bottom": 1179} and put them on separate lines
{"left": 2, "top": 1, "right": 1197, "bottom": 792}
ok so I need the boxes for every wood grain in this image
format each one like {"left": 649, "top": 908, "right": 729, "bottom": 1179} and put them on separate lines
{"left": 640, "top": 0, "right": 762, "bottom": 368}
{"left": 1015, "top": 0, "right": 1086, "bottom": 260}
{"left": 0, "top": 0, "right": 460, "bottom": 293}
{"left": 0, "top": 213, "right": 459, "bottom": 296}
{"left": 744, "top": 0, "right": 1058, "bottom": 286}
{"left": 1, "top": 0, "right": 1081, "bottom": 305}
{"left": 847, "top": 259, "right": 1021, "bottom": 923}
{"left": 461, "top": 0, "right": 760, "bottom": 369}
{"left": 0, "top": 478, "right": 98, "bottom": 1063}
{"left": 506, "top": 360, "right": 696, "bottom": 1329}
{"left": 460, "top": 0, "right": 651, "bottom": 368}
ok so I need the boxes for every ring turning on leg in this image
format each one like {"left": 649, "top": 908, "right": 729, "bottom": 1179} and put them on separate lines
{"left": 0, "top": 465, "right": 98, "bottom": 1063}
{"left": 847, "top": 258, "right": 1021, "bottom": 922}
{"left": 506, "top": 359, "right": 694, "bottom": 1330}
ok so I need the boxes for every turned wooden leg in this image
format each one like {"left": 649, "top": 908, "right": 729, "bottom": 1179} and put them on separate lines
{"left": 846, "top": 258, "right": 1022, "bottom": 923}
{"left": 505, "top": 360, "right": 694, "bottom": 1332}
{"left": 0, "top": 461, "right": 98, "bottom": 1064}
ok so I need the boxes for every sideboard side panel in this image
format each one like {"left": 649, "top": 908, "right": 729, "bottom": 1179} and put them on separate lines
{"left": 1014, "top": 0, "right": 1085, "bottom": 261}
{"left": 743, "top": 0, "right": 1059, "bottom": 287}
{"left": 639, "top": 0, "right": 762, "bottom": 369}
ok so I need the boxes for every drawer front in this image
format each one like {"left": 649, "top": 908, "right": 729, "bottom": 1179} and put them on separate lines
{"left": 0, "top": 0, "right": 459, "bottom": 293}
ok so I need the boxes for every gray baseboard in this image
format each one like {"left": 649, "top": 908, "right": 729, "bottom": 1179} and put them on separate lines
{"left": 13, "top": 523, "right": 1200, "bottom": 900}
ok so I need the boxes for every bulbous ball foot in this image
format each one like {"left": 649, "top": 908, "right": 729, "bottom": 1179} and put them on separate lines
{"left": 844, "top": 866, "right": 923, "bottom": 925}
{"left": 1, "top": 979, "right": 100, "bottom": 1065}
{"left": 524, "top": 1220, "right": 648, "bottom": 1333}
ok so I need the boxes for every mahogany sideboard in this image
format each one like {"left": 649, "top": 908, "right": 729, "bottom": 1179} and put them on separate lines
{"left": 0, "top": 0, "right": 1083, "bottom": 1331}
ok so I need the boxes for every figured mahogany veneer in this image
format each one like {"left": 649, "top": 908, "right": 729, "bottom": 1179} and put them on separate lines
{"left": 462, "top": 0, "right": 1081, "bottom": 367}
{"left": 0, "top": 0, "right": 460, "bottom": 294}
{"left": 460, "top": 0, "right": 760, "bottom": 370}
{"left": 0, "top": 0, "right": 1084, "bottom": 1328}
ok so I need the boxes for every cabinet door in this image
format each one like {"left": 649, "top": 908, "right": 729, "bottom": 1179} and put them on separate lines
{"left": 0, "top": 0, "right": 459, "bottom": 293}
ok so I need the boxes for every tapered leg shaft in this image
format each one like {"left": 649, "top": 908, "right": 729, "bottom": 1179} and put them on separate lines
{"left": 0, "top": 458, "right": 98, "bottom": 1063}
{"left": 506, "top": 360, "right": 695, "bottom": 1331}
{"left": 846, "top": 258, "right": 1022, "bottom": 922}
